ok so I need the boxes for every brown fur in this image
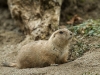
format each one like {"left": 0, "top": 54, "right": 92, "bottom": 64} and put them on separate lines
{"left": 2, "top": 28, "right": 72, "bottom": 69}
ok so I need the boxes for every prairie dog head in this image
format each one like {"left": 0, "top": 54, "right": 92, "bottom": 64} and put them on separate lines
{"left": 49, "top": 28, "right": 73, "bottom": 47}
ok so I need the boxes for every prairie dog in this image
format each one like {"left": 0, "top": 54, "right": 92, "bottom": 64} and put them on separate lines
{"left": 2, "top": 28, "right": 72, "bottom": 69}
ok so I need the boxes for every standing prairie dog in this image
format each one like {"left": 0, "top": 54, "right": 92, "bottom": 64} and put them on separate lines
{"left": 2, "top": 28, "right": 73, "bottom": 69}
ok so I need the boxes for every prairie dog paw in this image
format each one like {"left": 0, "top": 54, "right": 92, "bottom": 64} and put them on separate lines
{"left": 50, "top": 64, "right": 58, "bottom": 66}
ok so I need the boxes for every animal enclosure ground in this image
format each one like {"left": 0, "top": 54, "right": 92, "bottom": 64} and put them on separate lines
{"left": 0, "top": 8, "right": 100, "bottom": 75}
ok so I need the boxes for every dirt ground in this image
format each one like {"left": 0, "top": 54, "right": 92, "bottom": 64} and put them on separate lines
{"left": 0, "top": 8, "right": 100, "bottom": 75}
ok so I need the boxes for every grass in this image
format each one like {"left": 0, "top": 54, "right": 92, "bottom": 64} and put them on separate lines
{"left": 69, "top": 19, "right": 100, "bottom": 37}
{"left": 67, "top": 19, "right": 100, "bottom": 60}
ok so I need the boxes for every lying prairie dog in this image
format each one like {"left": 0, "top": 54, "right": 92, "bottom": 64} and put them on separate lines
{"left": 2, "top": 28, "right": 73, "bottom": 69}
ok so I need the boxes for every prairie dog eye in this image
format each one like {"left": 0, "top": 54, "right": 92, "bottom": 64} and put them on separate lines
{"left": 70, "top": 33, "right": 72, "bottom": 35}
{"left": 59, "top": 31, "right": 63, "bottom": 34}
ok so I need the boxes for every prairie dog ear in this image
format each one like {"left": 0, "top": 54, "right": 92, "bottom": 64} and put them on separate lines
{"left": 53, "top": 32, "right": 58, "bottom": 38}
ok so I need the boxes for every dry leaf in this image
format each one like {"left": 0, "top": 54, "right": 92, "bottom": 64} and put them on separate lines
{"left": 67, "top": 14, "right": 83, "bottom": 25}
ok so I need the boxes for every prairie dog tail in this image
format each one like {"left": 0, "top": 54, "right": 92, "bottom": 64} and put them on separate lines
{"left": 1, "top": 62, "right": 16, "bottom": 67}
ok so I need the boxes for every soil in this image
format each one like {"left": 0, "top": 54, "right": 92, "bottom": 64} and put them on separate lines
{"left": 0, "top": 7, "right": 100, "bottom": 75}
{"left": 61, "top": 0, "right": 100, "bottom": 23}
